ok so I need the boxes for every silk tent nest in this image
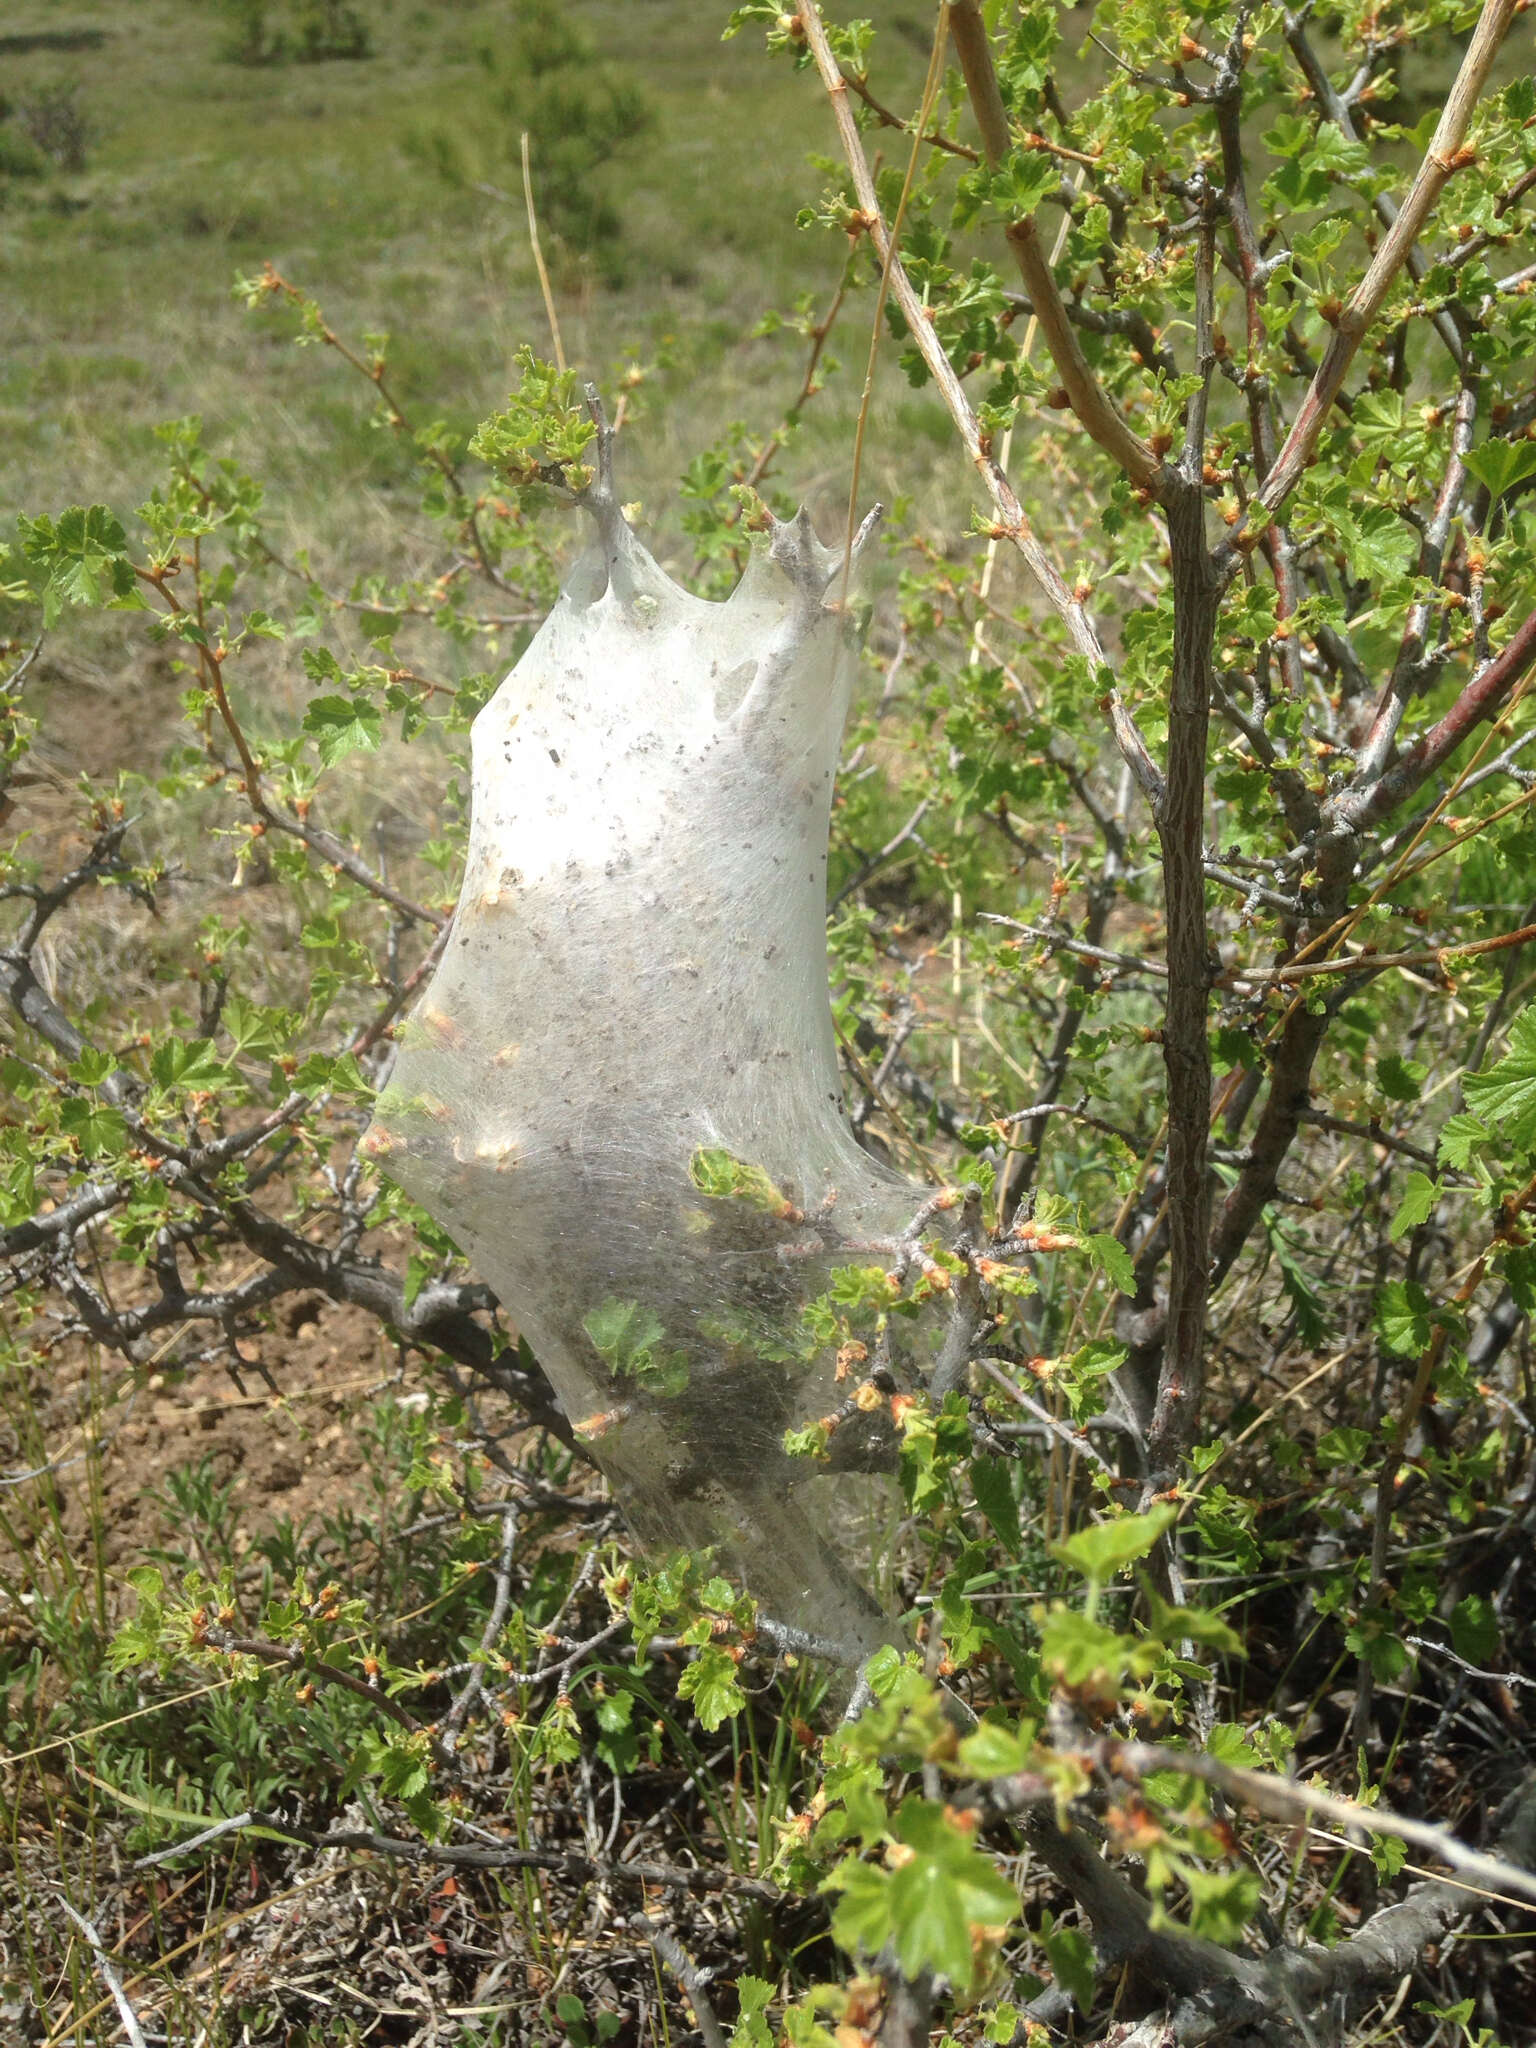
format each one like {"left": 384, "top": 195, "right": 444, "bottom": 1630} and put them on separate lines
{"left": 363, "top": 403, "right": 951, "bottom": 1660}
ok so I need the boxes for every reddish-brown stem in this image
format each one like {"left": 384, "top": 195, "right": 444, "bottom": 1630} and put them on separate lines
{"left": 135, "top": 564, "right": 445, "bottom": 930}
{"left": 1340, "top": 607, "right": 1536, "bottom": 834}
{"left": 255, "top": 263, "right": 513, "bottom": 595}
{"left": 1252, "top": 0, "right": 1516, "bottom": 528}
{"left": 947, "top": 0, "right": 1165, "bottom": 493}
{"left": 744, "top": 276, "right": 849, "bottom": 490}
{"left": 838, "top": 64, "right": 978, "bottom": 160}
{"left": 796, "top": 1, "right": 1163, "bottom": 810}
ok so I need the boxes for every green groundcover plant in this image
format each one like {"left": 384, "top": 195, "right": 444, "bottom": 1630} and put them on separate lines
{"left": 3, "top": 1, "right": 1536, "bottom": 2042}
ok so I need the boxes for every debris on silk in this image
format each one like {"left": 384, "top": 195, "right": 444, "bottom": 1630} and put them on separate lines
{"left": 364, "top": 415, "right": 933, "bottom": 1659}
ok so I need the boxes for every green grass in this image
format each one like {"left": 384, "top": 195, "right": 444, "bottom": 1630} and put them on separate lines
{"left": 2, "top": 0, "right": 953, "bottom": 595}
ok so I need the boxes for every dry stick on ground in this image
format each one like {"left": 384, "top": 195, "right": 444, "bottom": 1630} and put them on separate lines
{"left": 630, "top": 1913, "right": 728, "bottom": 2048}
{"left": 58, "top": 1899, "right": 149, "bottom": 2048}
{"left": 134, "top": 1808, "right": 781, "bottom": 1901}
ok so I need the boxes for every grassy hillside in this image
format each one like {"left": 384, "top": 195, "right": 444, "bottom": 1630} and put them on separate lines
{"left": 2, "top": 0, "right": 944, "bottom": 585}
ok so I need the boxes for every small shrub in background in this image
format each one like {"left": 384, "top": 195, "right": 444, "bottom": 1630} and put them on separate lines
{"left": 409, "top": 0, "right": 655, "bottom": 283}
{"left": 14, "top": 79, "right": 89, "bottom": 173}
{"left": 216, "top": 0, "right": 370, "bottom": 67}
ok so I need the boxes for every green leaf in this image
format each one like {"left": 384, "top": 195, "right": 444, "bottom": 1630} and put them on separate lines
{"left": 69, "top": 1047, "right": 116, "bottom": 1088}
{"left": 1376, "top": 1053, "right": 1426, "bottom": 1102}
{"left": 678, "top": 1644, "right": 746, "bottom": 1732}
{"left": 1053, "top": 1501, "right": 1178, "bottom": 1583}
{"left": 1370, "top": 1833, "right": 1409, "bottom": 1881}
{"left": 469, "top": 345, "right": 596, "bottom": 488}
{"left": 1338, "top": 503, "right": 1417, "bottom": 582}
{"left": 1184, "top": 1864, "right": 1262, "bottom": 1946}
{"left": 1040, "top": 1920, "right": 1094, "bottom": 2015}
{"left": 731, "top": 1978, "right": 775, "bottom": 2048}
{"left": 1462, "top": 439, "right": 1536, "bottom": 500}
{"left": 828, "top": 1800, "right": 1019, "bottom": 1990}
{"left": 1374, "top": 1279, "right": 1432, "bottom": 1357}
{"left": 1037, "top": 1608, "right": 1136, "bottom": 1687}
{"left": 150, "top": 1037, "right": 229, "bottom": 1091}
{"left": 1086, "top": 1231, "right": 1135, "bottom": 1296}
{"left": 1388, "top": 1172, "right": 1437, "bottom": 1243}
{"left": 18, "top": 504, "right": 139, "bottom": 627}
{"left": 1449, "top": 1593, "right": 1498, "bottom": 1667}
{"left": 1464, "top": 1007, "right": 1536, "bottom": 1146}
{"left": 582, "top": 1298, "right": 689, "bottom": 1396}
{"left": 303, "top": 693, "right": 383, "bottom": 766}
{"left": 58, "top": 1097, "right": 128, "bottom": 1159}
{"left": 1143, "top": 1591, "right": 1244, "bottom": 1657}
{"left": 688, "top": 1145, "right": 798, "bottom": 1217}
{"left": 956, "top": 1719, "right": 1036, "bottom": 1779}
{"left": 970, "top": 1454, "right": 1021, "bottom": 1555}
{"left": 1437, "top": 1113, "right": 1488, "bottom": 1170}
{"left": 995, "top": 148, "right": 1060, "bottom": 217}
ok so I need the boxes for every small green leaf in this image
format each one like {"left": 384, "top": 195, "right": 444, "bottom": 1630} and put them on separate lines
{"left": 150, "top": 1037, "right": 229, "bottom": 1091}
{"left": 1464, "top": 1007, "right": 1536, "bottom": 1146}
{"left": 1041, "top": 1920, "right": 1094, "bottom": 2015}
{"left": 303, "top": 693, "right": 383, "bottom": 766}
{"left": 1143, "top": 1591, "right": 1244, "bottom": 1656}
{"left": 956, "top": 1719, "right": 1036, "bottom": 1778}
{"left": 1374, "top": 1279, "right": 1432, "bottom": 1357}
{"left": 1462, "top": 439, "right": 1536, "bottom": 500}
{"left": 1086, "top": 1231, "right": 1135, "bottom": 1295}
{"left": 1449, "top": 1593, "right": 1498, "bottom": 1667}
{"left": 1388, "top": 1172, "right": 1437, "bottom": 1243}
{"left": 678, "top": 1644, "right": 747, "bottom": 1732}
{"left": 1376, "top": 1053, "right": 1426, "bottom": 1102}
{"left": 731, "top": 1977, "right": 775, "bottom": 2048}
{"left": 1053, "top": 1501, "right": 1178, "bottom": 1583}
{"left": 970, "top": 1454, "right": 1021, "bottom": 1555}
{"left": 1184, "top": 1864, "right": 1262, "bottom": 1945}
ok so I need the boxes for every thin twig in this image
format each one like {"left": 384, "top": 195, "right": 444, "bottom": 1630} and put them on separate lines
{"left": 521, "top": 130, "right": 566, "bottom": 373}
{"left": 59, "top": 1900, "right": 148, "bottom": 2048}
{"left": 1111, "top": 1742, "right": 1536, "bottom": 1907}
{"left": 631, "top": 1913, "right": 728, "bottom": 2048}
{"left": 796, "top": 0, "right": 1164, "bottom": 812}
{"left": 1247, "top": 0, "right": 1517, "bottom": 532}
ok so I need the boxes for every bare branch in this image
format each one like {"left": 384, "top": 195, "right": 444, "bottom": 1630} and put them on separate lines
{"left": 1249, "top": 0, "right": 1517, "bottom": 530}
{"left": 796, "top": 0, "right": 1164, "bottom": 812}
{"left": 947, "top": 0, "right": 1165, "bottom": 492}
